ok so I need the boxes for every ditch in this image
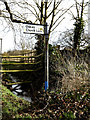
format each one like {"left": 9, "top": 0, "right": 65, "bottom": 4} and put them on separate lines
{"left": 2, "top": 73, "right": 32, "bottom": 102}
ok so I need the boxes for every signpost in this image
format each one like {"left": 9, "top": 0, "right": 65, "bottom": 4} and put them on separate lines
{"left": 23, "top": 24, "right": 44, "bottom": 35}
{"left": 23, "top": 23, "right": 49, "bottom": 91}
{"left": 44, "top": 23, "right": 49, "bottom": 91}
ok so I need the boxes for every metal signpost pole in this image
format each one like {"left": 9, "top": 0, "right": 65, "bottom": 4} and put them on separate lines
{"left": 0, "top": 38, "right": 2, "bottom": 54}
{"left": 0, "top": 38, "right": 2, "bottom": 120}
{"left": 44, "top": 23, "right": 49, "bottom": 91}
{"left": 0, "top": 38, "right": 2, "bottom": 73}
{"left": 0, "top": 38, "right": 2, "bottom": 79}
{"left": 44, "top": 0, "right": 49, "bottom": 91}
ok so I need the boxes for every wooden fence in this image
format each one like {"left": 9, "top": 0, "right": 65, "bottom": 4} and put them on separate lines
{"left": 0, "top": 51, "right": 43, "bottom": 72}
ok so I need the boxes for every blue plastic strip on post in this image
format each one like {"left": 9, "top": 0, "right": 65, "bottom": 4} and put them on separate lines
{"left": 45, "top": 81, "right": 48, "bottom": 91}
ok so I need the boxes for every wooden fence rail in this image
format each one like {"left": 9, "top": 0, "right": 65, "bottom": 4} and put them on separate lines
{"left": 2, "top": 53, "right": 43, "bottom": 58}
{"left": 0, "top": 67, "right": 42, "bottom": 73}
{"left": 0, "top": 61, "right": 41, "bottom": 65}
{"left": 0, "top": 52, "right": 43, "bottom": 73}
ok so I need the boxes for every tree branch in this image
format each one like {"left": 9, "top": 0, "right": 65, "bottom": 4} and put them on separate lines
{"left": 52, "top": 5, "right": 73, "bottom": 28}
{"left": 47, "top": 0, "right": 62, "bottom": 18}
{"left": 51, "top": 17, "right": 65, "bottom": 32}
{"left": 40, "top": 1, "right": 44, "bottom": 24}
{"left": 49, "top": 0, "right": 56, "bottom": 34}
{"left": 74, "top": 0, "right": 79, "bottom": 18}
{"left": 4, "top": 1, "right": 32, "bottom": 24}
{"left": 81, "top": 0, "right": 84, "bottom": 19}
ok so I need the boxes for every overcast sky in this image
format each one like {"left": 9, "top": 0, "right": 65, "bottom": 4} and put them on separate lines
{"left": 0, "top": 0, "right": 89, "bottom": 52}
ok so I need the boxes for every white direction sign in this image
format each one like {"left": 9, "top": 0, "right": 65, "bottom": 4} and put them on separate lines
{"left": 23, "top": 24, "right": 44, "bottom": 34}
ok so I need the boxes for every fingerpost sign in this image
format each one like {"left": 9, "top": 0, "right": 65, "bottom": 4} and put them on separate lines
{"left": 23, "top": 24, "right": 44, "bottom": 34}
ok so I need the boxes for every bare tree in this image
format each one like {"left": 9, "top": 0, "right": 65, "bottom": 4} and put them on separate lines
{"left": 0, "top": 0, "right": 74, "bottom": 35}
{"left": 71, "top": 0, "right": 87, "bottom": 50}
{"left": 57, "top": 0, "right": 88, "bottom": 50}
{"left": 57, "top": 29, "right": 89, "bottom": 49}
{"left": 0, "top": 0, "right": 75, "bottom": 53}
